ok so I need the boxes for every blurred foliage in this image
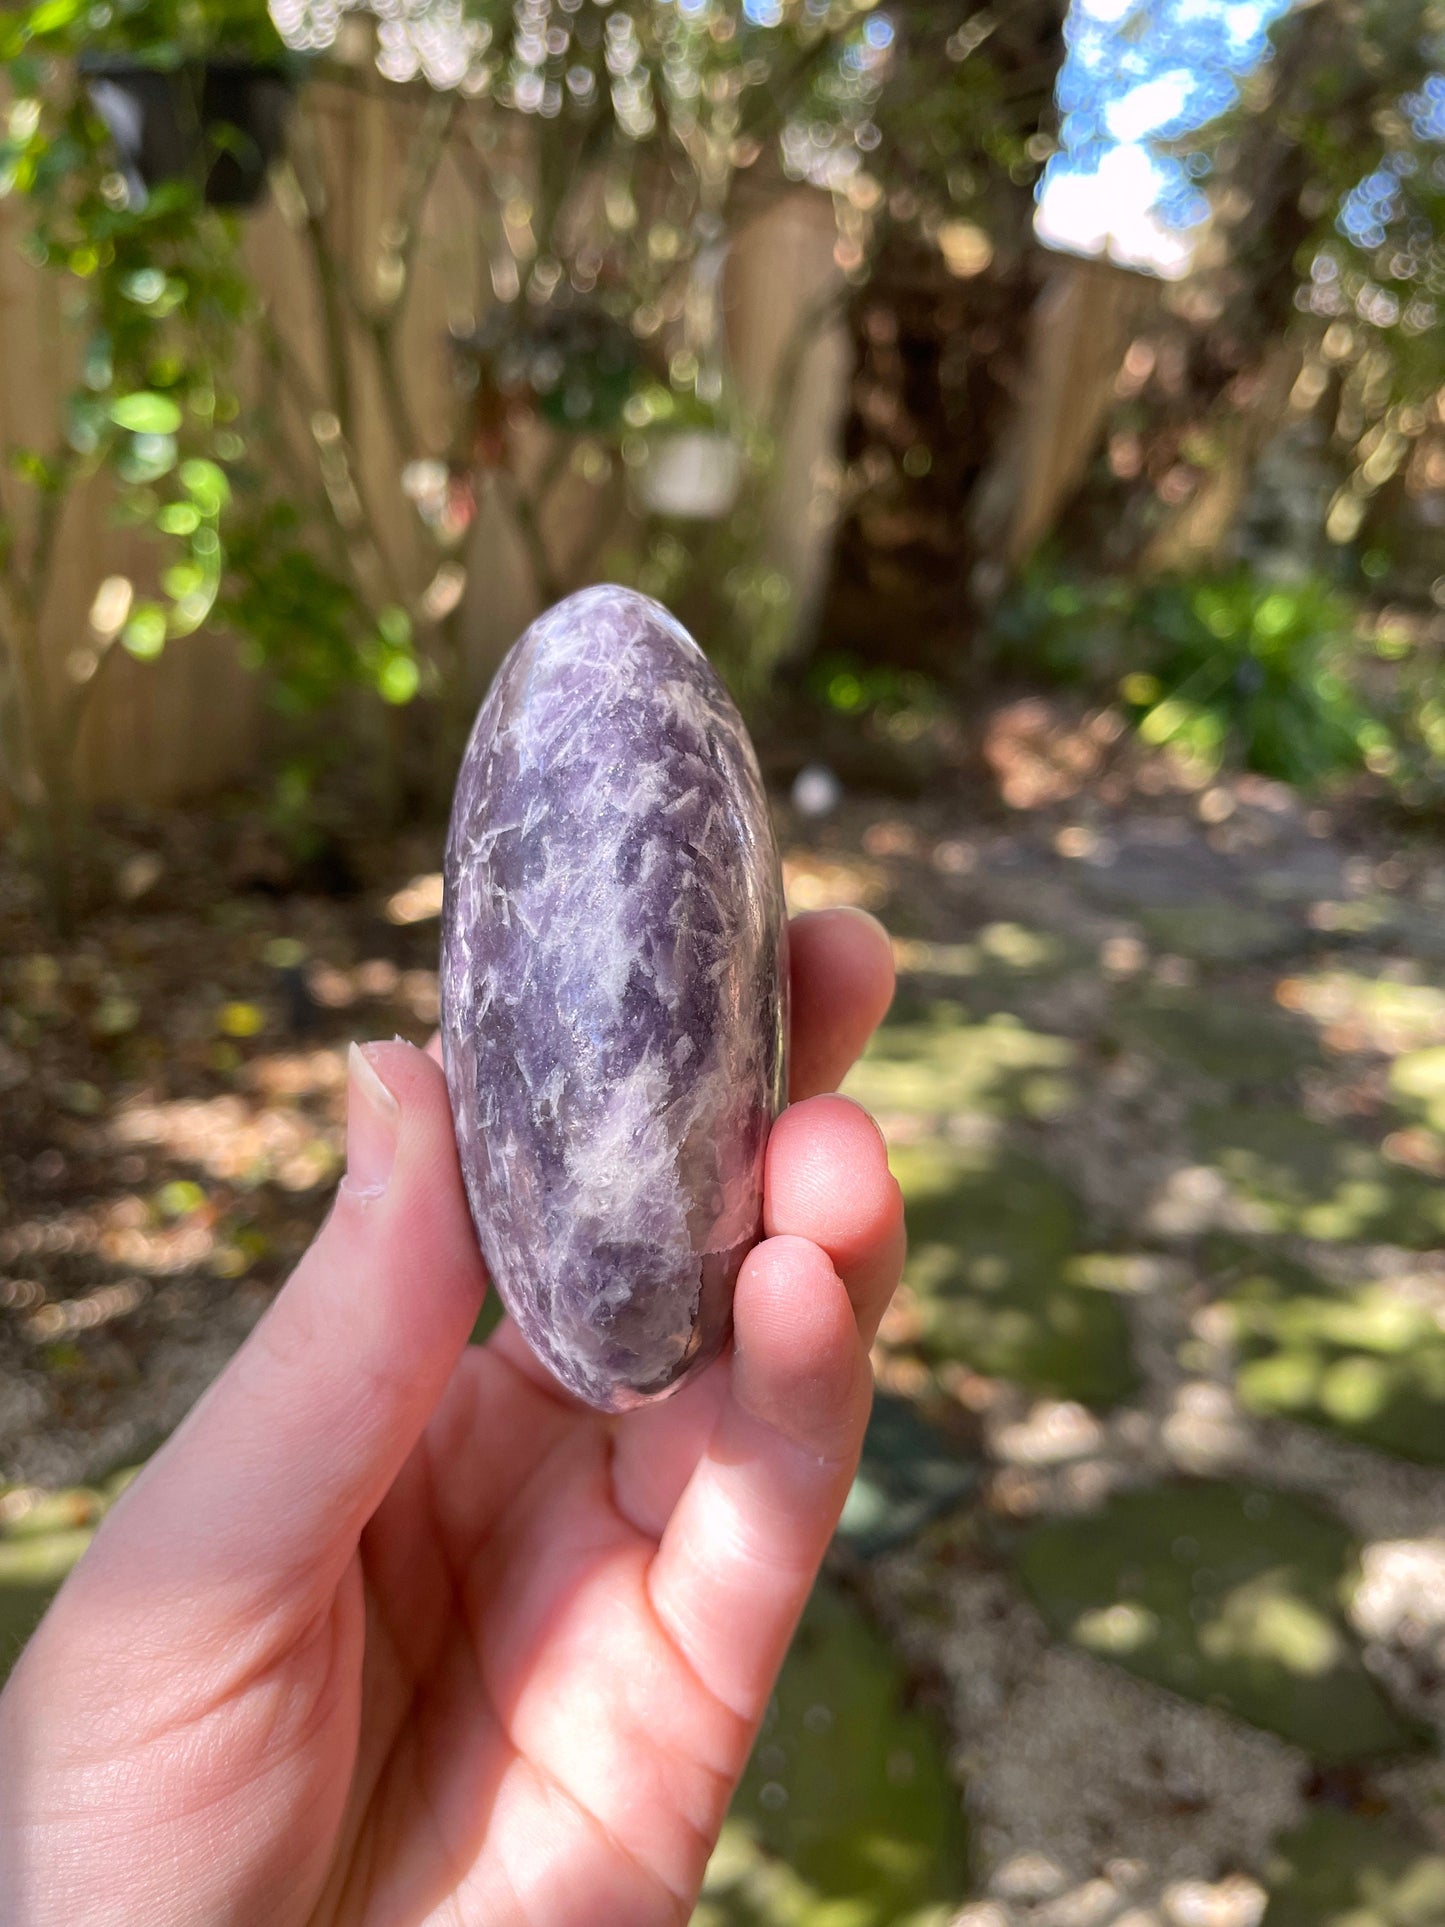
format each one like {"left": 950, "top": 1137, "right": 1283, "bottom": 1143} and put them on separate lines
{"left": 608, "top": 507, "right": 794, "bottom": 705}
{"left": 1392, "top": 1043, "right": 1445, "bottom": 1133}
{"left": 1366, "top": 613, "right": 1445, "bottom": 815}
{"left": 1058, "top": 0, "right": 1445, "bottom": 581}
{"left": 990, "top": 559, "right": 1393, "bottom": 788}
{"left": 0, "top": 0, "right": 282, "bottom": 633}
{"left": 247, "top": 0, "right": 918, "bottom": 736}
{"left": 21, "top": 0, "right": 288, "bottom": 61}
{"left": 807, "top": 653, "right": 945, "bottom": 740}
{"left": 274, "top": 0, "right": 1055, "bottom": 268}
{"left": 253, "top": 0, "right": 1072, "bottom": 743}
{"left": 220, "top": 499, "right": 398, "bottom": 715}
{"left": 254, "top": 0, "right": 1054, "bottom": 743}
{"left": 815, "top": 0, "right": 1068, "bottom": 667}
{"left": 2, "top": 0, "right": 1443, "bottom": 918}
{"left": 0, "top": 0, "right": 1082, "bottom": 924}
{"left": 1244, "top": 0, "right": 1445, "bottom": 552}
{"left": 799, "top": 0, "right": 1445, "bottom": 701}
{"left": 0, "top": 0, "right": 272, "bottom": 924}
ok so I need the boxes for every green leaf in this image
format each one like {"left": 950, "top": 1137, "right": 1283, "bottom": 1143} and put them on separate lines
{"left": 378, "top": 604, "right": 412, "bottom": 648}
{"left": 7, "top": 53, "right": 42, "bottom": 94}
{"left": 121, "top": 603, "right": 168, "bottom": 660}
{"left": 168, "top": 586, "right": 218, "bottom": 637}
{"left": 117, "top": 435, "right": 177, "bottom": 485}
{"left": 156, "top": 502, "right": 201, "bottom": 536}
{"left": 110, "top": 392, "right": 182, "bottom": 436}
{"left": 9, "top": 447, "right": 62, "bottom": 492}
{"left": 28, "top": 0, "right": 85, "bottom": 37}
{"left": 178, "top": 458, "right": 230, "bottom": 514}
{"left": 377, "top": 654, "right": 420, "bottom": 705}
{"left": 161, "top": 562, "right": 204, "bottom": 600}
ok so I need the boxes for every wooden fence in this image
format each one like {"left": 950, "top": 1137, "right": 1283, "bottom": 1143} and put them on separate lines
{"left": 0, "top": 72, "right": 853, "bottom": 806}
{"left": 0, "top": 66, "right": 1138, "bottom": 808}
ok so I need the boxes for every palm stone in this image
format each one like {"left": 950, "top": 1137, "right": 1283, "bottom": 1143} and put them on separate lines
{"left": 441, "top": 586, "right": 789, "bottom": 1410}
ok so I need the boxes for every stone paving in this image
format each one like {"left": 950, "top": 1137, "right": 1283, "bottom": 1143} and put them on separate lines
{"left": 709, "top": 770, "right": 1445, "bottom": 1925}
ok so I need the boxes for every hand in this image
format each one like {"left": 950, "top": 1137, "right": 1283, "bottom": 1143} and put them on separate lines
{"left": 0, "top": 908, "right": 900, "bottom": 1927}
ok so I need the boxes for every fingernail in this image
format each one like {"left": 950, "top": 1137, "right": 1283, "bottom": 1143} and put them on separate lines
{"left": 834, "top": 904, "right": 892, "bottom": 948}
{"left": 837, "top": 1091, "right": 891, "bottom": 1156}
{"left": 346, "top": 1042, "right": 399, "bottom": 1199}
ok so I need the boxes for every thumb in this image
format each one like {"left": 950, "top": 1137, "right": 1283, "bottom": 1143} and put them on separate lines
{"left": 84, "top": 1040, "right": 486, "bottom": 1618}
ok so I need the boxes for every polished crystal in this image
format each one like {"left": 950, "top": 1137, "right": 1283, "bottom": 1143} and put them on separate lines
{"left": 441, "top": 586, "right": 789, "bottom": 1410}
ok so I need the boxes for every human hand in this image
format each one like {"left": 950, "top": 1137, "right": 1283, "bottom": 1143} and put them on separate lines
{"left": 0, "top": 907, "right": 900, "bottom": 1927}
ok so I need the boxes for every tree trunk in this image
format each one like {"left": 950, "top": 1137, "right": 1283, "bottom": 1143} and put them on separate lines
{"left": 811, "top": 0, "right": 1070, "bottom": 675}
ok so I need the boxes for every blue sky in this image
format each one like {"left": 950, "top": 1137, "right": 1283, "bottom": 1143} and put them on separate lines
{"left": 1036, "top": 0, "right": 1295, "bottom": 276}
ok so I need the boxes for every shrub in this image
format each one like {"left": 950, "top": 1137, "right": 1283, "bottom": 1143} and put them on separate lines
{"left": 989, "top": 562, "right": 1390, "bottom": 789}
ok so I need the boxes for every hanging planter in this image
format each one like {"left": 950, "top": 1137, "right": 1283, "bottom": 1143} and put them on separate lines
{"left": 634, "top": 237, "right": 746, "bottom": 521}
{"left": 79, "top": 57, "right": 293, "bottom": 209}
{"left": 456, "top": 302, "right": 644, "bottom": 441}
{"left": 636, "top": 427, "right": 745, "bottom": 521}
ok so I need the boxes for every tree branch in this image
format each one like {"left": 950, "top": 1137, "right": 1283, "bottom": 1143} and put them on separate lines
{"left": 498, "top": 467, "right": 563, "bottom": 607}
{"left": 373, "top": 91, "right": 459, "bottom": 332}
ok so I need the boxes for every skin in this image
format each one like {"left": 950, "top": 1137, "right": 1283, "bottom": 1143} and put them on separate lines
{"left": 0, "top": 907, "right": 901, "bottom": 1927}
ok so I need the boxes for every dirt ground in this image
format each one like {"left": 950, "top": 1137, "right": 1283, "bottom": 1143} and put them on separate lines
{"left": 4, "top": 700, "right": 1445, "bottom": 1923}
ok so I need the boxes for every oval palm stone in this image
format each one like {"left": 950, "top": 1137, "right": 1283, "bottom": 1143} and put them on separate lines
{"left": 441, "top": 586, "right": 789, "bottom": 1411}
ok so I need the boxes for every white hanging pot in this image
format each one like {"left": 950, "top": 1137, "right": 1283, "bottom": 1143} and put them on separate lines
{"left": 637, "top": 430, "right": 744, "bottom": 521}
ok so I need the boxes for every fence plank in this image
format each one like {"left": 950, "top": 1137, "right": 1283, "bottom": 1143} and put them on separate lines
{"left": 3, "top": 69, "right": 849, "bottom": 808}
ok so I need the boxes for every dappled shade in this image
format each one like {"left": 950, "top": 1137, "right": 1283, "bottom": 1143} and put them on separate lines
{"left": 1223, "top": 1261, "right": 1445, "bottom": 1466}
{"left": 1192, "top": 1105, "right": 1445, "bottom": 1248}
{"left": 1263, "top": 1811, "right": 1445, "bottom": 1927}
{"left": 3, "top": 0, "right": 1445, "bottom": 1912}
{"left": 700, "top": 1581, "right": 968, "bottom": 1927}
{"left": 888, "top": 1139, "right": 1136, "bottom": 1410}
{"left": 1016, "top": 1482, "right": 1423, "bottom": 1764}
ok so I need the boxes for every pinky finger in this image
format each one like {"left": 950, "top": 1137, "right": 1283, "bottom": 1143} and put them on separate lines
{"left": 645, "top": 1234, "right": 871, "bottom": 1723}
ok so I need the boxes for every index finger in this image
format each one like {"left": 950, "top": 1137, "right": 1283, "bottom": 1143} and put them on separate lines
{"left": 787, "top": 907, "right": 895, "bottom": 1100}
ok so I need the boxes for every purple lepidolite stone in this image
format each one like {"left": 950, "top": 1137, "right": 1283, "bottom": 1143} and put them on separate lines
{"left": 440, "top": 585, "right": 789, "bottom": 1411}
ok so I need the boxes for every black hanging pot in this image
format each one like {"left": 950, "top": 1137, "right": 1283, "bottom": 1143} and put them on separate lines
{"left": 79, "top": 57, "right": 292, "bottom": 209}
{"left": 457, "top": 301, "right": 646, "bottom": 437}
